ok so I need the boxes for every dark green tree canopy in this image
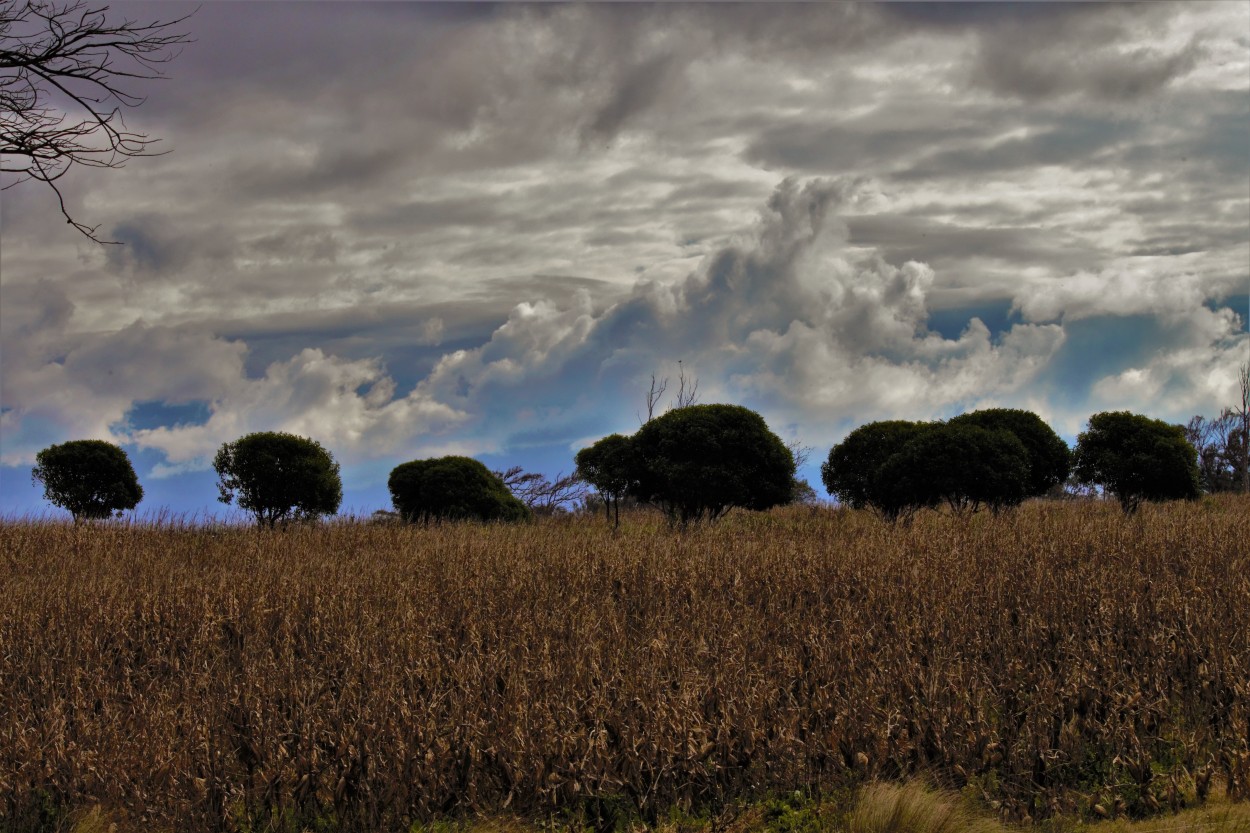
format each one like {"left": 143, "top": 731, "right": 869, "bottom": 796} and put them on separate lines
{"left": 214, "top": 432, "right": 342, "bottom": 527}
{"left": 31, "top": 439, "right": 143, "bottom": 521}
{"left": 878, "top": 422, "right": 1032, "bottom": 516}
{"left": 389, "top": 456, "right": 530, "bottom": 524}
{"left": 574, "top": 433, "right": 637, "bottom": 526}
{"left": 820, "top": 420, "right": 930, "bottom": 516}
{"left": 949, "top": 408, "right": 1070, "bottom": 497}
{"left": 631, "top": 403, "right": 794, "bottom": 523}
{"left": 1073, "top": 411, "right": 1200, "bottom": 514}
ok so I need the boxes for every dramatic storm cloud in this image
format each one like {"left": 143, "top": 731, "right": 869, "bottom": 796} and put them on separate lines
{"left": 2, "top": 1, "right": 1247, "bottom": 515}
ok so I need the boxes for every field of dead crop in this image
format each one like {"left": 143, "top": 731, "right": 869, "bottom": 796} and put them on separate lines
{"left": 2, "top": 497, "right": 1248, "bottom": 833}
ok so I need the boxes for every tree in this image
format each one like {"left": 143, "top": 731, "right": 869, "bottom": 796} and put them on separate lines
{"left": 1184, "top": 409, "right": 1247, "bottom": 493}
{"left": 876, "top": 422, "right": 1032, "bottom": 517}
{"left": 1073, "top": 411, "right": 1200, "bottom": 514}
{"left": 790, "top": 479, "right": 821, "bottom": 506}
{"left": 575, "top": 433, "right": 638, "bottom": 527}
{"left": 494, "top": 466, "right": 588, "bottom": 515}
{"left": 389, "top": 456, "right": 530, "bottom": 524}
{"left": 820, "top": 420, "right": 931, "bottom": 520}
{"left": 1, "top": 0, "right": 192, "bottom": 241}
{"left": 1240, "top": 361, "right": 1249, "bottom": 493}
{"left": 214, "top": 432, "right": 342, "bottom": 527}
{"left": 631, "top": 403, "right": 794, "bottom": 524}
{"left": 31, "top": 438, "right": 142, "bottom": 520}
{"left": 949, "top": 408, "right": 1070, "bottom": 498}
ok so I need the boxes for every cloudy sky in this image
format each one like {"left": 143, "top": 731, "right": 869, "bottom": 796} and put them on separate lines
{"left": 2, "top": 1, "right": 1248, "bottom": 517}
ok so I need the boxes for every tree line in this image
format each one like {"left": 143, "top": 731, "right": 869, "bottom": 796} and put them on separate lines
{"left": 29, "top": 372, "right": 1249, "bottom": 526}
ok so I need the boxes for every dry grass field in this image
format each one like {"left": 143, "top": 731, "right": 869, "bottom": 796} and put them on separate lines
{"left": 2, "top": 497, "right": 1248, "bottom": 832}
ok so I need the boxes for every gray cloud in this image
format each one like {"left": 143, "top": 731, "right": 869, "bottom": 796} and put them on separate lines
{"left": 583, "top": 53, "right": 683, "bottom": 142}
{"left": 960, "top": 3, "right": 1205, "bottom": 102}
{"left": 745, "top": 121, "right": 983, "bottom": 175}
{"left": 2, "top": 1, "right": 1246, "bottom": 507}
{"left": 413, "top": 178, "right": 1072, "bottom": 441}
{"left": 899, "top": 116, "right": 1138, "bottom": 179}
{"left": 106, "top": 215, "right": 236, "bottom": 278}
{"left": 843, "top": 215, "right": 1097, "bottom": 274}
{"left": 975, "top": 35, "right": 1203, "bottom": 102}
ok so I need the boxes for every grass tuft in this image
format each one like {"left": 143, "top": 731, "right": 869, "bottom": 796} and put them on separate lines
{"left": 846, "top": 782, "right": 1006, "bottom": 833}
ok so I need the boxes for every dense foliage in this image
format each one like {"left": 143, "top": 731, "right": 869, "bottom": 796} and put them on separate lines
{"left": 948, "top": 408, "right": 1071, "bottom": 497}
{"left": 574, "top": 433, "right": 637, "bottom": 526}
{"left": 1074, "top": 411, "right": 1200, "bottom": 514}
{"left": 820, "top": 420, "right": 932, "bottom": 519}
{"left": 876, "top": 422, "right": 1032, "bottom": 516}
{"left": 213, "top": 432, "right": 343, "bottom": 527}
{"left": 388, "top": 456, "right": 530, "bottom": 523}
{"left": 631, "top": 404, "right": 794, "bottom": 523}
{"left": 824, "top": 410, "right": 1074, "bottom": 519}
{"left": 30, "top": 439, "right": 143, "bottom": 521}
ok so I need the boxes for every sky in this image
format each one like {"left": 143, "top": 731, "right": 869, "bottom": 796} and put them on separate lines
{"left": 2, "top": 1, "right": 1248, "bottom": 518}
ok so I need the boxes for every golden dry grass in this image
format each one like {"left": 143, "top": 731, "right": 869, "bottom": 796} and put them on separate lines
{"left": 845, "top": 781, "right": 1007, "bottom": 833}
{"left": 2, "top": 497, "right": 1248, "bottom": 832}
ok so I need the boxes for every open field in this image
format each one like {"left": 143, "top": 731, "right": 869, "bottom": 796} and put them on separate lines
{"left": 2, "top": 498, "right": 1248, "bottom": 832}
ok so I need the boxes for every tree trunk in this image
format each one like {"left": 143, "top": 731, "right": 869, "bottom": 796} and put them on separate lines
{"left": 1241, "top": 362, "right": 1249, "bottom": 493}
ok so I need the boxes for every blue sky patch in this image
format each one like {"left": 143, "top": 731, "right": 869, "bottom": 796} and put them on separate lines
{"left": 1206, "top": 293, "right": 1249, "bottom": 333}
{"left": 122, "top": 400, "right": 212, "bottom": 432}
{"left": 926, "top": 299, "right": 1019, "bottom": 342}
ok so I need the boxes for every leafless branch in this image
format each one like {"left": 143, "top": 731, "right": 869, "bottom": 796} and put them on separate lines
{"left": 786, "top": 438, "right": 813, "bottom": 470}
{"left": 638, "top": 373, "right": 668, "bottom": 424}
{"left": 1240, "top": 361, "right": 1249, "bottom": 493}
{"left": 495, "top": 467, "right": 589, "bottom": 515}
{"left": 674, "top": 360, "right": 700, "bottom": 409}
{"left": 1, "top": 0, "right": 193, "bottom": 242}
{"left": 1185, "top": 406, "right": 1248, "bottom": 494}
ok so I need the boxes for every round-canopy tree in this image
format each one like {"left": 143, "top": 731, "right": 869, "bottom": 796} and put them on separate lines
{"left": 820, "top": 420, "right": 931, "bottom": 520}
{"left": 1073, "top": 411, "right": 1200, "bottom": 514}
{"left": 214, "top": 432, "right": 342, "bottom": 527}
{"left": 575, "top": 433, "right": 637, "bottom": 527}
{"left": 877, "top": 422, "right": 1032, "bottom": 516}
{"left": 389, "top": 456, "right": 530, "bottom": 524}
{"left": 631, "top": 403, "right": 794, "bottom": 524}
{"left": 31, "top": 439, "right": 143, "bottom": 521}
{"left": 949, "top": 408, "right": 1070, "bottom": 498}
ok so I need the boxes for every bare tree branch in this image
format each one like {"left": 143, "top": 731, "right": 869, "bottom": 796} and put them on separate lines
{"left": 638, "top": 373, "right": 668, "bottom": 424}
{"left": 637, "top": 364, "right": 702, "bottom": 425}
{"left": 494, "top": 466, "right": 589, "bottom": 515}
{"left": 674, "top": 360, "right": 700, "bottom": 409}
{"left": 1240, "top": 361, "right": 1249, "bottom": 493}
{"left": 786, "top": 438, "right": 813, "bottom": 470}
{"left": 1, "top": 0, "right": 193, "bottom": 242}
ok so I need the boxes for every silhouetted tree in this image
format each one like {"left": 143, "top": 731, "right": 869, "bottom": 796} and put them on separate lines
{"left": 790, "top": 479, "right": 821, "bottom": 506}
{"left": 575, "top": 433, "right": 637, "bottom": 527}
{"left": 389, "top": 456, "right": 530, "bottom": 524}
{"left": 949, "top": 408, "right": 1070, "bottom": 498}
{"left": 1073, "top": 411, "right": 1200, "bottom": 514}
{"left": 877, "top": 422, "right": 1032, "bottom": 517}
{"left": 1184, "top": 409, "right": 1247, "bottom": 493}
{"left": 821, "top": 420, "right": 931, "bottom": 521}
{"left": 214, "top": 432, "right": 342, "bottom": 527}
{"left": 631, "top": 403, "right": 794, "bottom": 524}
{"left": 1, "top": 0, "right": 193, "bottom": 241}
{"left": 1240, "top": 361, "right": 1249, "bottom": 493}
{"left": 31, "top": 438, "right": 142, "bottom": 520}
